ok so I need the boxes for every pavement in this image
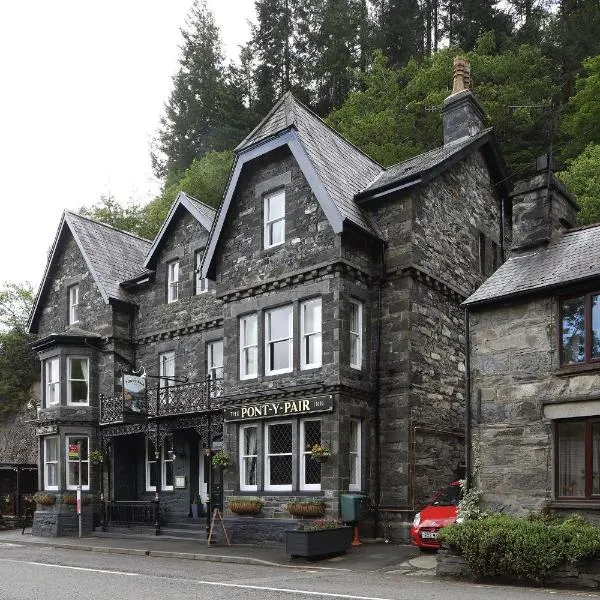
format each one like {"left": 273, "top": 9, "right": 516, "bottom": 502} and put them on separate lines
{"left": 0, "top": 528, "right": 436, "bottom": 575}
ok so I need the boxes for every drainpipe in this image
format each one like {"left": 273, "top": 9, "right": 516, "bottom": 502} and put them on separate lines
{"left": 464, "top": 307, "right": 472, "bottom": 490}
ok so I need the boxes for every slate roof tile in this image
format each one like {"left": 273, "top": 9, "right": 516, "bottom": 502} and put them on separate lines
{"left": 464, "top": 225, "right": 600, "bottom": 306}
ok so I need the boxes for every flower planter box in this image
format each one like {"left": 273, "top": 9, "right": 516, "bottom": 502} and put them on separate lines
{"left": 285, "top": 527, "right": 353, "bottom": 559}
{"left": 287, "top": 502, "right": 326, "bottom": 518}
{"left": 229, "top": 501, "right": 263, "bottom": 515}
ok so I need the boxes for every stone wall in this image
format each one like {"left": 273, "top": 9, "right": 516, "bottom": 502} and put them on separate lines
{"left": 0, "top": 400, "right": 37, "bottom": 464}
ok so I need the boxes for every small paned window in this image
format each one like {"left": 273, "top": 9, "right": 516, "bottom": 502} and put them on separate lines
{"left": 264, "top": 190, "right": 285, "bottom": 249}
{"left": 240, "top": 314, "right": 258, "bottom": 380}
{"left": 68, "top": 284, "right": 79, "bottom": 325}
{"left": 300, "top": 419, "right": 322, "bottom": 491}
{"left": 301, "top": 299, "right": 322, "bottom": 369}
{"left": 240, "top": 425, "right": 258, "bottom": 491}
{"left": 265, "top": 305, "right": 293, "bottom": 375}
{"left": 146, "top": 439, "right": 158, "bottom": 492}
{"left": 167, "top": 260, "right": 179, "bottom": 303}
{"left": 349, "top": 418, "right": 362, "bottom": 491}
{"left": 65, "top": 436, "right": 89, "bottom": 490}
{"left": 265, "top": 421, "right": 293, "bottom": 491}
{"left": 67, "top": 358, "right": 89, "bottom": 405}
{"left": 350, "top": 301, "right": 363, "bottom": 370}
{"left": 556, "top": 419, "right": 600, "bottom": 499}
{"left": 45, "top": 357, "right": 60, "bottom": 407}
{"left": 560, "top": 293, "right": 600, "bottom": 366}
{"left": 195, "top": 251, "right": 208, "bottom": 294}
{"left": 44, "top": 436, "right": 59, "bottom": 490}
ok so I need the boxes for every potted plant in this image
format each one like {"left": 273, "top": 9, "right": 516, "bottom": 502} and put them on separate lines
{"left": 310, "top": 443, "right": 331, "bottom": 463}
{"left": 191, "top": 494, "right": 204, "bottom": 518}
{"left": 211, "top": 449, "right": 232, "bottom": 469}
{"left": 228, "top": 496, "right": 264, "bottom": 515}
{"left": 287, "top": 497, "right": 326, "bottom": 517}
{"left": 33, "top": 491, "right": 56, "bottom": 506}
{"left": 286, "top": 519, "right": 353, "bottom": 559}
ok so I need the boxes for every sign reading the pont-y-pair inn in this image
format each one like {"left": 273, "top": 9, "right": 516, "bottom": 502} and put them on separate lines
{"left": 224, "top": 395, "right": 333, "bottom": 422}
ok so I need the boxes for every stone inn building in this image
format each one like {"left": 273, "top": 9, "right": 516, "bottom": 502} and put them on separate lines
{"left": 27, "top": 59, "right": 510, "bottom": 540}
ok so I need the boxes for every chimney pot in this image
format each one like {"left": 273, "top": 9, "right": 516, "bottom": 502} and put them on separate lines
{"left": 452, "top": 57, "right": 471, "bottom": 94}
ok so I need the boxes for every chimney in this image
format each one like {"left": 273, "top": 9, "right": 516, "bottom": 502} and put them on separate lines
{"left": 443, "top": 57, "right": 486, "bottom": 145}
{"left": 510, "top": 155, "right": 579, "bottom": 253}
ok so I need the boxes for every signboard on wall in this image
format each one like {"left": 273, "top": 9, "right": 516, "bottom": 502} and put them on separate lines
{"left": 223, "top": 395, "right": 333, "bottom": 422}
{"left": 123, "top": 374, "right": 146, "bottom": 412}
{"left": 35, "top": 425, "right": 58, "bottom": 436}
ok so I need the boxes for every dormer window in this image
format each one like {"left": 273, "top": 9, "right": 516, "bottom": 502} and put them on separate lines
{"left": 167, "top": 260, "right": 179, "bottom": 303}
{"left": 264, "top": 190, "right": 285, "bottom": 249}
{"left": 68, "top": 284, "right": 79, "bottom": 324}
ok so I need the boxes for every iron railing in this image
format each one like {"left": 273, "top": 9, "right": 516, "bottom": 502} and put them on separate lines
{"left": 100, "top": 378, "right": 223, "bottom": 425}
{"left": 103, "top": 500, "right": 159, "bottom": 530}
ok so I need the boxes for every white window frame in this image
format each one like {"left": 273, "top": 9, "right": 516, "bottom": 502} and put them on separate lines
{"left": 195, "top": 251, "right": 208, "bottom": 295}
{"left": 67, "top": 357, "right": 89, "bottom": 405}
{"left": 146, "top": 438, "right": 158, "bottom": 492}
{"left": 44, "top": 436, "right": 59, "bottom": 491}
{"left": 349, "top": 418, "right": 362, "bottom": 491}
{"left": 158, "top": 351, "right": 175, "bottom": 403}
{"left": 265, "top": 305, "right": 293, "bottom": 376}
{"left": 68, "top": 284, "right": 79, "bottom": 324}
{"left": 167, "top": 260, "right": 179, "bottom": 303}
{"left": 264, "top": 420, "right": 293, "bottom": 492}
{"left": 350, "top": 300, "right": 363, "bottom": 370}
{"left": 300, "top": 298, "right": 322, "bottom": 370}
{"left": 45, "top": 357, "right": 60, "bottom": 407}
{"left": 65, "top": 435, "right": 89, "bottom": 491}
{"left": 162, "top": 440, "right": 174, "bottom": 492}
{"left": 207, "top": 340, "right": 223, "bottom": 398}
{"left": 300, "top": 419, "right": 322, "bottom": 492}
{"left": 239, "top": 424, "right": 258, "bottom": 492}
{"left": 240, "top": 314, "right": 258, "bottom": 380}
{"left": 264, "top": 189, "right": 285, "bottom": 249}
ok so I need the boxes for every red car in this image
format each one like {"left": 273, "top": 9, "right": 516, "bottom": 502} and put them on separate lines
{"left": 409, "top": 481, "right": 462, "bottom": 549}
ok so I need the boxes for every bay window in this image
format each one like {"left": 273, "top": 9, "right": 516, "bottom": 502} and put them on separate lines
{"left": 65, "top": 435, "right": 89, "bottom": 490}
{"left": 67, "top": 358, "right": 89, "bottom": 405}
{"left": 44, "top": 436, "right": 59, "bottom": 490}
{"left": 240, "top": 425, "right": 258, "bottom": 491}
{"left": 265, "top": 305, "right": 293, "bottom": 375}
{"left": 300, "top": 299, "right": 322, "bottom": 369}
{"left": 560, "top": 293, "right": 600, "bottom": 366}
{"left": 240, "top": 314, "right": 258, "bottom": 379}
{"left": 45, "top": 357, "right": 60, "bottom": 406}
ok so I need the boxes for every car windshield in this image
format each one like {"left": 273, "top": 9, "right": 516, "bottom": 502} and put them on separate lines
{"left": 431, "top": 485, "right": 461, "bottom": 506}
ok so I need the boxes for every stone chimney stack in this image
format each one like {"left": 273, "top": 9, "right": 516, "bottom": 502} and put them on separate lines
{"left": 443, "top": 57, "right": 486, "bottom": 145}
{"left": 510, "top": 155, "right": 579, "bottom": 253}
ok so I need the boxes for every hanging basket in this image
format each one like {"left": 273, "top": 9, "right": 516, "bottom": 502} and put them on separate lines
{"left": 287, "top": 502, "right": 326, "bottom": 518}
{"left": 229, "top": 500, "right": 263, "bottom": 515}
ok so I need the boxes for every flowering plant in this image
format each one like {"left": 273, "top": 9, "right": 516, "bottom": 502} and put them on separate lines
{"left": 211, "top": 449, "right": 232, "bottom": 468}
{"left": 89, "top": 449, "right": 104, "bottom": 464}
{"left": 33, "top": 491, "right": 56, "bottom": 506}
{"left": 297, "top": 518, "right": 344, "bottom": 531}
{"left": 310, "top": 443, "right": 331, "bottom": 461}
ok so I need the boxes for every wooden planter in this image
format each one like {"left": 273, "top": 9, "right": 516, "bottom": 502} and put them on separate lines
{"left": 287, "top": 502, "right": 326, "bottom": 518}
{"left": 229, "top": 501, "right": 263, "bottom": 515}
{"left": 285, "top": 527, "right": 353, "bottom": 558}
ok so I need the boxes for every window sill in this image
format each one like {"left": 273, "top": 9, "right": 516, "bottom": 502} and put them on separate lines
{"left": 556, "top": 362, "right": 600, "bottom": 376}
{"left": 550, "top": 500, "right": 600, "bottom": 509}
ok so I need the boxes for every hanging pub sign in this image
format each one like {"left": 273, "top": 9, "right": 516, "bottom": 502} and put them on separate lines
{"left": 35, "top": 425, "right": 58, "bottom": 436}
{"left": 223, "top": 395, "right": 333, "bottom": 422}
{"left": 68, "top": 443, "right": 80, "bottom": 460}
{"left": 123, "top": 374, "right": 146, "bottom": 412}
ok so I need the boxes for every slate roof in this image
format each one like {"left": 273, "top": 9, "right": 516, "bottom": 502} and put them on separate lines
{"left": 28, "top": 212, "right": 151, "bottom": 332}
{"left": 359, "top": 129, "right": 493, "bottom": 197}
{"left": 464, "top": 225, "right": 600, "bottom": 307}
{"left": 143, "top": 191, "right": 216, "bottom": 269}
{"left": 236, "top": 92, "right": 383, "bottom": 234}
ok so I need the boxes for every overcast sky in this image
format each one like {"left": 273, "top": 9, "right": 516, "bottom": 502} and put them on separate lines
{"left": 0, "top": 0, "right": 254, "bottom": 289}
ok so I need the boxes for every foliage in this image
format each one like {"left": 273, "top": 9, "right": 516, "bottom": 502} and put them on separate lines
{"left": 211, "top": 449, "right": 231, "bottom": 468}
{"left": 0, "top": 282, "right": 38, "bottom": 418}
{"left": 32, "top": 492, "right": 56, "bottom": 506}
{"left": 288, "top": 497, "right": 326, "bottom": 506}
{"left": 440, "top": 513, "right": 600, "bottom": 582}
{"left": 227, "top": 496, "right": 263, "bottom": 505}
{"left": 456, "top": 479, "right": 484, "bottom": 521}
{"left": 88, "top": 449, "right": 104, "bottom": 464}
{"left": 79, "top": 196, "right": 148, "bottom": 240}
{"left": 297, "top": 518, "right": 344, "bottom": 531}
{"left": 558, "top": 143, "right": 600, "bottom": 226}
{"left": 310, "top": 443, "right": 331, "bottom": 461}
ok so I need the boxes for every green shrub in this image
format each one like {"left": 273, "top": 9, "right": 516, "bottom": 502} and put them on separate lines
{"left": 441, "top": 513, "right": 600, "bottom": 582}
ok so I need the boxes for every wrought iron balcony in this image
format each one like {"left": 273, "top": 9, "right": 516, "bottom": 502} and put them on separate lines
{"left": 100, "top": 378, "right": 223, "bottom": 425}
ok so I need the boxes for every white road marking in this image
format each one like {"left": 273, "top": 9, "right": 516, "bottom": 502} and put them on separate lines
{"left": 0, "top": 543, "right": 23, "bottom": 548}
{"left": 0, "top": 558, "right": 399, "bottom": 600}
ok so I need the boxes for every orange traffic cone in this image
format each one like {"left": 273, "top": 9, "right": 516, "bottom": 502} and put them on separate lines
{"left": 352, "top": 524, "right": 361, "bottom": 546}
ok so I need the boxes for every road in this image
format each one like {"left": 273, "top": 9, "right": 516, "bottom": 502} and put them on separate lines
{"left": 0, "top": 541, "right": 598, "bottom": 600}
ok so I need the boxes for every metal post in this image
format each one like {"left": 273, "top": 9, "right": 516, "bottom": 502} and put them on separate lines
{"left": 77, "top": 443, "right": 82, "bottom": 538}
